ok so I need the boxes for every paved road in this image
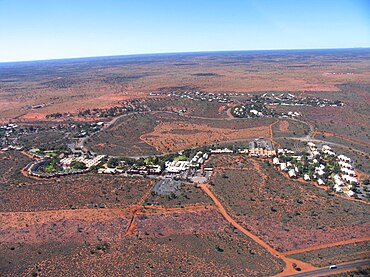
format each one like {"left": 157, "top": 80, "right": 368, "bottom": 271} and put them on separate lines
{"left": 276, "top": 117, "right": 369, "bottom": 156}
{"left": 285, "top": 260, "right": 370, "bottom": 277}
{"left": 279, "top": 136, "right": 369, "bottom": 157}
{"left": 76, "top": 108, "right": 369, "bottom": 160}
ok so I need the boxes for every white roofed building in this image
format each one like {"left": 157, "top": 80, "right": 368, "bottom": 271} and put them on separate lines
{"left": 288, "top": 169, "right": 296, "bottom": 178}
{"left": 342, "top": 175, "right": 358, "bottom": 184}
{"left": 280, "top": 163, "right": 287, "bottom": 171}
{"left": 338, "top": 161, "right": 353, "bottom": 169}
{"left": 165, "top": 161, "right": 190, "bottom": 173}
{"left": 317, "top": 178, "right": 325, "bottom": 185}
{"left": 334, "top": 184, "right": 342, "bottom": 192}
{"left": 307, "top": 142, "right": 316, "bottom": 149}
{"left": 340, "top": 168, "right": 356, "bottom": 176}
{"left": 338, "top": 154, "right": 351, "bottom": 163}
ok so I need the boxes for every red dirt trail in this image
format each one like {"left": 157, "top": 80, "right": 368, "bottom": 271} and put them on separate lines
{"left": 197, "top": 183, "right": 317, "bottom": 276}
{"left": 283, "top": 236, "right": 370, "bottom": 256}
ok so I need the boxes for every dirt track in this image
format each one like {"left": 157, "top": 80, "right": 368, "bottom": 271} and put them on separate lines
{"left": 0, "top": 204, "right": 215, "bottom": 229}
{"left": 197, "top": 180, "right": 370, "bottom": 275}
{"left": 197, "top": 183, "right": 317, "bottom": 276}
{"left": 283, "top": 237, "right": 370, "bottom": 256}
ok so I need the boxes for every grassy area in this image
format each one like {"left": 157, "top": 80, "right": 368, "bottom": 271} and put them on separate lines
{"left": 44, "top": 164, "right": 57, "bottom": 173}
{"left": 45, "top": 151, "right": 58, "bottom": 157}
{"left": 174, "top": 155, "right": 188, "bottom": 161}
{"left": 144, "top": 157, "right": 156, "bottom": 165}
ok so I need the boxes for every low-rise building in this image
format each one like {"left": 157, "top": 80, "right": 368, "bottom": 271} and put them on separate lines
{"left": 249, "top": 148, "right": 276, "bottom": 157}
{"left": 338, "top": 154, "right": 351, "bottom": 163}
{"left": 280, "top": 163, "right": 287, "bottom": 171}
{"left": 317, "top": 178, "right": 325, "bottom": 185}
{"left": 322, "top": 147, "right": 336, "bottom": 156}
{"left": 321, "top": 145, "right": 331, "bottom": 151}
{"left": 98, "top": 167, "right": 117, "bottom": 174}
{"left": 342, "top": 175, "right": 358, "bottom": 184}
{"left": 210, "top": 148, "right": 233, "bottom": 154}
{"left": 340, "top": 168, "right": 356, "bottom": 176}
{"left": 238, "top": 149, "right": 249, "bottom": 154}
{"left": 165, "top": 160, "right": 190, "bottom": 173}
{"left": 338, "top": 161, "right": 353, "bottom": 169}
{"left": 60, "top": 155, "right": 105, "bottom": 168}
{"left": 288, "top": 169, "right": 296, "bottom": 178}
{"left": 307, "top": 142, "right": 316, "bottom": 149}
{"left": 334, "top": 184, "right": 342, "bottom": 192}
{"left": 333, "top": 174, "right": 343, "bottom": 186}
{"left": 315, "top": 164, "right": 325, "bottom": 176}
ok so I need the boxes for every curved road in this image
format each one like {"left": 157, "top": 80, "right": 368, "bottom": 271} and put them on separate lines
{"left": 274, "top": 117, "right": 369, "bottom": 156}
{"left": 285, "top": 260, "right": 370, "bottom": 277}
{"left": 79, "top": 108, "right": 369, "bottom": 160}
{"left": 197, "top": 183, "right": 317, "bottom": 276}
{"left": 198, "top": 182, "right": 370, "bottom": 277}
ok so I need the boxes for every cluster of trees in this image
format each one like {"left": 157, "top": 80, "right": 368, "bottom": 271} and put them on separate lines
{"left": 278, "top": 152, "right": 343, "bottom": 180}
{"left": 42, "top": 159, "right": 59, "bottom": 173}
{"left": 104, "top": 146, "right": 213, "bottom": 171}
{"left": 71, "top": 161, "right": 87, "bottom": 170}
{"left": 46, "top": 113, "right": 63, "bottom": 119}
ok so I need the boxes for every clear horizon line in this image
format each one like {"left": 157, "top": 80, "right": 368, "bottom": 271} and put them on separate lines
{"left": 1, "top": 46, "right": 369, "bottom": 64}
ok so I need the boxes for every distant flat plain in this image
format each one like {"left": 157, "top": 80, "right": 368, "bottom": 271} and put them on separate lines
{"left": 1, "top": 49, "right": 370, "bottom": 122}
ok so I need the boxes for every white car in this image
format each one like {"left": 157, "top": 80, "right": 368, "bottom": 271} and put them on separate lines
{"left": 329, "top": 265, "right": 337, "bottom": 269}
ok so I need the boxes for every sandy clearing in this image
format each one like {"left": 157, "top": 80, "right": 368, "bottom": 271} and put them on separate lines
{"left": 279, "top": 120, "right": 290, "bottom": 132}
{"left": 141, "top": 121, "right": 270, "bottom": 153}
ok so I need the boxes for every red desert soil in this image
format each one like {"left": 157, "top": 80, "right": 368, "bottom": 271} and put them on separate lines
{"left": 207, "top": 156, "right": 370, "bottom": 254}
{"left": 269, "top": 119, "right": 280, "bottom": 147}
{"left": 0, "top": 208, "right": 132, "bottom": 244}
{"left": 283, "top": 236, "right": 370, "bottom": 256}
{"left": 19, "top": 112, "right": 47, "bottom": 120}
{"left": 1, "top": 207, "right": 135, "bottom": 228}
{"left": 197, "top": 183, "right": 317, "bottom": 276}
{"left": 0, "top": 205, "right": 226, "bottom": 244}
{"left": 131, "top": 207, "right": 226, "bottom": 238}
{"left": 278, "top": 120, "right": 290, "bottom": 132}
{"left": 141, "top": 121, "right": 270, "bottom": 153}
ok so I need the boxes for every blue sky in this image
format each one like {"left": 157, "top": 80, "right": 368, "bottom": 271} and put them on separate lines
{"left": 0, "top": 0, "right": 369, "bottom": 62}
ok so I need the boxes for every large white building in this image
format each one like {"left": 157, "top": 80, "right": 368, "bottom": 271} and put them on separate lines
{"left": 165, "top": 161, "right": 190, "bottom": 173}
{"left": 60, "top": 155, "right": 105, "bottom": 168}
